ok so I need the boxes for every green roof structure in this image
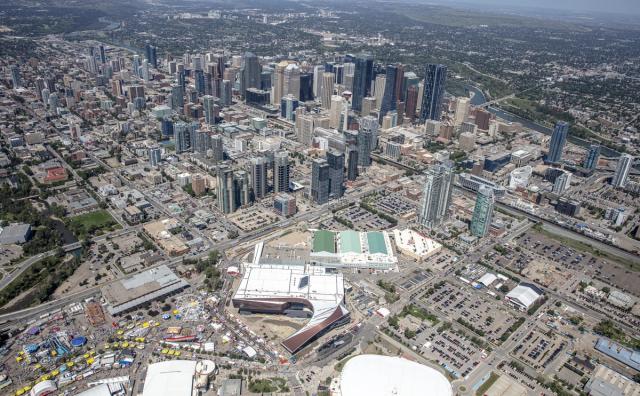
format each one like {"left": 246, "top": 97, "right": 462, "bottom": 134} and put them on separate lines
{"left": 339, "top": 231, "right": 361, "bottom": 254}
{"left": 367, "top": 232, "right": 387, "bottom": 254}
{"left": 313, "top": 230, "right": 336, "bottom": 253}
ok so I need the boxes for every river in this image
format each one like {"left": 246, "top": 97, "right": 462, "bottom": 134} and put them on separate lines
{"left": 465, "top": 85, "right": 620, "bottom": 158}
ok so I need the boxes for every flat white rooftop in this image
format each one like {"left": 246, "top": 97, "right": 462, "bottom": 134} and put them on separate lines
{"left": 142, "top": 360, "right": 196, "bottom": 396}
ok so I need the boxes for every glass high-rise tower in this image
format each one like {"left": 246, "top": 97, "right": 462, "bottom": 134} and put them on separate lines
{"left": 418, "top": 165, "right": 453, "bottom": 228}
{"left": 547, "top": 121, "right": 569, "bottom": 164}
{"left": 470, "top": 185, "right": 495, "bottom": 237}
{"left": 351, "top": 53, "right": 374, "bottom": 112}
{"left": 419, "top": 64, "right": 447, "bottom": 122}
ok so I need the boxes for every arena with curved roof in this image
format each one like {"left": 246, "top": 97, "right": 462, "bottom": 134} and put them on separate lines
{"left": 339, "top": 355, "right": 452, "bottom": 396}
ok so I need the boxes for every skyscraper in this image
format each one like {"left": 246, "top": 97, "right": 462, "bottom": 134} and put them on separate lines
{"left": 351, "top": 53, "right": 373, "bottom": 112}
{"left": 313, "top": 65, "right": 325, "bottom": 98}
{"left": 418, "top": 165, "right": 453, "bottom": 228}
{"left": 321, "top": 72, "right": 335, "bottom": 109}
{"left": 419, "top": 64, "right": 447, "bottom": 122}
{"left": 171, "top": 84, "right": 184, "bottom": 109}
{"left": 273, "top": 151, "right": 290, "bottom": 193}
{"left": 217, "top": 167, "right": 236, "bottom": 214}
{"left": 547, "top": 121, "right": 569, "bottom": 164}
{"left": 148, "top": 147, "right": 162, "bottom": 167}
{"left": 174, "top": 121, "right": 196, "bottom": 153}
{"left": 470, "top": 185, "right": 495, "bottom": 237}
{"left": 405, "top": 85, "right": 419, "bottom": 122}
{"left": 10, "top": 65, "right": 21, "bottom": 89}
{"left": 210, "top": 134, "right": 224, "bottom": 161}
{"left": 327, "top": 150, "right": 345, "bottom": 198}
{"left": 240, "top": 52, "right": 261, "bottom": 97}
{"left": 611, "top": 154, "right": 633, "bottom": 188}
{"left": 249, "top": 156, "right": 269, "bottom": 200}
{"left": 283, "top": 63, "right": 301, "bottom": 100}
{"left": 145, "top": 43, "right": 157, "bottom": 68}
{"left": 583, "top": 144, "right": 600, "bottom": 170}
{"left": 329, "top": 95, "right": 344, "bottom": 129}
{"left": 346, "top": 146, "right": 359, "bottom": 181}
{"left": 234, "top": 170, "right": 251, "bottom": 207}
{"left": 280, "top": 95, "right": 299, "bottom": 121}
{"left": 380, "top": 65, "right": 399, "bottom": 121}
{"left": 357, "top": 116, "right": 378, "bottom": 166}
{"left": 221, "top": 80, "right": 232, "bottom": 106}
{"left": 311, "top": 158, "right": 330, "bottom": 205}
{"left": 552, "top": 170, "right": 572, "bottom": 194}
{"left": 454, "top": 97, "right": 470, "bottom": 126}
{"left": 194, "top": 130, "right": 212, "bottom": 154}
{"left": 203, "top": 95, "right": 216, "bottom": 125}
{"left": 299, "top": 72, "right": 313, "bottom": 102}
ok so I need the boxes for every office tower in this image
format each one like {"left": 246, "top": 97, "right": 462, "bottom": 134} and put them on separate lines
{"left": 470, "top": 185, "right": 495, "bottom": 237}
{"left": 249, "top": 156, "right": 269, "bottom": 200}
{"left": 217, "top": 167, "right": 236, "bottom": 214}
{"left": 327, "top": 150, "right": 345, "bottom": 198}
{"left": 418, "top": 165, "right": 453, "bottom": 228}
{"left": 48, "top": 93, "right": 60, "bottom": 111}
{"left": 210, "top": 134, "right": 224, "bottom": 161}
{"left": 347, "top": 146, "right": 359, "bottom": 181}
{"left": 128, "top": 85, "right": 145, "bottom": 102}
{"left": 454, "top": 97, "right": 470, "bottom": 126}
{"left": 161, "top": 119, "right": 174, "bottom": 136}
{"left": 235, "top": 170, "right": 251, "bottom": 207}
{"left": 170, "top": 84, "right": 184, "bottom": 110}
{"left": 240, "top": 52, "right": 261, "bottom": 97}
{"left": 203, "top": 95, "right": 216, "bottom": 125}
{"left": 221, "top": 80, "right": 232, "bottom": 106}
{"left": 280, "top": 95, "right": 299, "bottom": 121}
{"left": 313, "top": 65, "right": 325, "bottom": 98}
{"left": 379, "top": 65, "right": 399, "bottom": 121}
{"left": 405, "top": 85, "right": 419, "bottom": 122}
{"left": 191, "top": 174, "right": 206, "bottom": 196}
{"left": 547, "top": 121, "right": 569, "bottom": 163}
{"left": 611, "top": 154, "right": 633, "bottom": 188}
{"left": 41, "top": 88, "right": 50, "bottom": 106}
{"left": 419, "top": 64, "right": 447, "bottom": 122}
{"left": 552, "top": 170, "right": 572, "bottom": 194}
{"left": 321, "top": 72, "right": 335, "bottom": 109}
{"left": 145, "top": 43, "right": 157, "bottom": 68}
{"left": 299, "top": 73, "right": 313, "bottom": 102}
{"left": 311, "top": 158, "right": 330, "bottom": 205}
{"left": 374, "top": 74, "right": 386, "bottom": 109}
{"left": 99, "top": 44, "right": 106, "bottom": 64}
{"left": 192, "top": 55, "right": 203, "bottom": 71}
{"left": 474, "top": 109, "right": 491, "bottom": 130}
{"left": 402, "top": 71, "right": 420, "bottom": 102}
{"left": 194, "top": 130, "right": 212, "bottom": 154}
{"left": 351, "top": 53, "right": 373, "bottom": 112}
{"left": 283, "top": 63, "right": 301, "bottom": 100}
{"left": 583, "top": 144, "right": 600, "bottom": 170}
{"left": 329, "top": 95, "right": 344, "bottom": 129}
{"left": 174, "top": 121, "right": 196, "bottom": 153}
{"left": 132, "top": 55, "right": 141, "bottom": 77}
{"left": 271, "top": 61, "right": 286, "bottom": 104}
{"left": 297, "top": 113, "right": 315, "bottom": 146}
{"left": 261, "top": 69, "right": 273, "bottom": 91}
{"left": 273, "top": 151, "right": 290, "bottom": 193}
{"left": 148, "top": 147, "right": 162, "bottom": 167}
{"left": 362, "top": 97, "right": 376, "bottom": 117}
{"left": 394, "top": 64, "right": 405, "bottom": 107}
{"left": 34, "top": 78, "right": 46, "bottom": 101}
{"left": 334, "top": 64, "right": 345, "bottom": 85}
{"left": 274, "top": 193, "right": 297, "bottom": 217}
{"left": 357, "top": 117, "right": 378, "bottom": 167}
{"left": 194, "top": 69, "right": 205, "bottom": 94}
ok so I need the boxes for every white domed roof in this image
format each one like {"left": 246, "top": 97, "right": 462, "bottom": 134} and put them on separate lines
{"left": 340, "top": 355, "right": 452, "bottom": 396}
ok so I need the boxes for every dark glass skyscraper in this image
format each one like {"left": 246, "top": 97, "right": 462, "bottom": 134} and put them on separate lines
{"left": 327, "top": 150, "right": 345, "bottom": 198}
{"left": 240, "top": 52, "right": 261, "bottom": 97}
{"left": 299, "top": 73, "right": 313, "bottom": 102}
{"left": 583, "top": 144, "right": 600, "bottom": 170}
{"left": 379, "top": 65, "right": 399, "bottom": 121}
{"left": 419, "top": 64, "right": 447, "bottom": 122}
{"left": 547, "top": 121, "right": 569, "bottom": 164}
{"left": 351, "top": 53, "right": 373, "bottom": 112}
{"left": 311, "top": 158, "right": 330, "bottom": 205}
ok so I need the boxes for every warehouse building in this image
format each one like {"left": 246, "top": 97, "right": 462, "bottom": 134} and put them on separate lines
{"left": 102, "top": 265, "right": 190, "bottom": 315}
{"left": 310, "top": 230, "right": 397, "bottom": 270}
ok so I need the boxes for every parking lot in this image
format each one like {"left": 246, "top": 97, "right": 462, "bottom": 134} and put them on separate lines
{"left": 333, "top": 206, "right": 393, "bottom": 231}
{"left": 365, "top": 192, "right": 417, "bottom": 217}
{"left": 513, "top": 327, "right": 566, "bottom": 371}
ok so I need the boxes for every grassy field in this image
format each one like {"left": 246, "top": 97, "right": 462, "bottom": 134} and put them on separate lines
{"left": 66, "top": 209, "right": 120, "bottom": 239}
{"left": 475, "top": 372, "right": 500, "bottom": 396}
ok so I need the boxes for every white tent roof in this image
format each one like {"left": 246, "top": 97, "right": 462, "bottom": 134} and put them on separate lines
{"left": 506, "top": 284, "right": 542, "bottom": 308}
{"left": 142, "top": 360, "right": 197, "bottom": 396}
